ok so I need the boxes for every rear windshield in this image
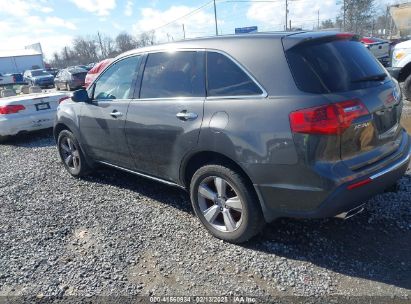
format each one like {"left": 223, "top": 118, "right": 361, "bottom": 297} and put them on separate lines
{"left": 285, "top": 39, "right": 387, "bottom": 94}
{"left": 72, "top": 72, "right": 87, "bottom": 79}
{"left": 32, "top": 70, "right": 51, "bottom": 77}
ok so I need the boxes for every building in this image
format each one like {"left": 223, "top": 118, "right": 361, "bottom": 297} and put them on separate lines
{"left": 0, "top": 44, "right": 44, "bottom": 74}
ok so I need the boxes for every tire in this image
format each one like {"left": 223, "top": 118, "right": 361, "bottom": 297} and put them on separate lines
{"left": 55, "top": 84, "right": 60, "bottom": 91}
{"left": 0, "top": 135, "right": 9, "bottom": 144}
{"left": 57, "top": 130, "right": 90, "bottom": 177}
{"left": 404, "top": 74, "right": 411, "bottom": 101}
{"left": 190, "top": 164, "right": 264, "bottom": 243}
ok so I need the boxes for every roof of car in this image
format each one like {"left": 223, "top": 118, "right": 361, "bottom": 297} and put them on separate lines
{"left": 66, "top": 67, "right": 88, "bottom": 73}
{"left": 117, "top": 31, "right": 344, "bottom": 59}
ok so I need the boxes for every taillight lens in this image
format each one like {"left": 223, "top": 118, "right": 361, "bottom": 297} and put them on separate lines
{"left": 0, "top": 105, "right": 25, "bottom": 115}
{"left": 289, "top": 100, "right": 369, "bottom": 135}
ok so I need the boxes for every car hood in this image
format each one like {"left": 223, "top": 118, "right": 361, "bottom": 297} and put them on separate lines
{"left": 394, "top": 39, "right": 411, "bottom": 50}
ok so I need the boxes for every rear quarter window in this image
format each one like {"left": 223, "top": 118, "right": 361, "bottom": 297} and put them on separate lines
{"left": 286, "top": 39, "right": 387, "bottom": 94}
{"left": 206, "top": 52, "right": 263, "bottom": 97}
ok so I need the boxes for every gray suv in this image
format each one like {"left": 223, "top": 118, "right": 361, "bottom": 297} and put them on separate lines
{"left": 54, "top": 32, "right": 411, "bottom": 243}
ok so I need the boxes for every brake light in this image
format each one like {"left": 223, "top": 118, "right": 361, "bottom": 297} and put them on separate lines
{"left": 58, "top": 96, "right": 70, "bottom": 104}
{"left": 347, "top": 178, "right": 372, "bottom": 190}
{"left": 0, "top": 105, "right": 25, "bottom": 115}
{"left": 289, "top": 100, "right": 369, "bottom": 135}
{"left": 336, "top": 33, "right": 356, "bottom": 40}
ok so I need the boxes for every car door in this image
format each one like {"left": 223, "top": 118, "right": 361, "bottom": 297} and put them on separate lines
{"left": 79, "top": 55, "right": 142, "bottom": 168}
{"left": 125, "top": 50, "right": 205, "bottom": 182}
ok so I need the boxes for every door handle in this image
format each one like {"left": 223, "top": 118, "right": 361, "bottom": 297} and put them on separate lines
{"left": 176, "top": 110, "right": 198, "bottom": 121}
{"left": 110, "top": 110, "right": 123, "bottom": 118}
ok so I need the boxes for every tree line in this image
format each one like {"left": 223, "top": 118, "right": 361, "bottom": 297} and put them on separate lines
{"left": 50, "top": 31, "right": 155, "bottom": 68}
{"left": 319, "top": 0, "right": 398, "bottom": 38}
{"left": 50, "top": 0, "right": 399, "bottom": 68}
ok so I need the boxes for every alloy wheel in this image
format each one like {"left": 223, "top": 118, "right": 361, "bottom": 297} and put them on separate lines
{"left": 197, "top": 176, "right": 243, "bottom": 232}
{"left": 60, "top": 136, "right": 80, "bottom": 171}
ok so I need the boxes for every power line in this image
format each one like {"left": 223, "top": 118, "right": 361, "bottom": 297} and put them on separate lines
{"left": 135, "top": 0, "right": 214, "bottom": 36}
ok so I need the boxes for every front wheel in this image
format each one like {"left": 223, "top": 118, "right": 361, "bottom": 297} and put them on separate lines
{"left": 403, "top": 74, "right": 411, "bottom": 101}
{"left": 57, "top": 130, "right": 90, "bottom": 177}
{"left": 190, "top": 164, "right": 264, "bottom": 243}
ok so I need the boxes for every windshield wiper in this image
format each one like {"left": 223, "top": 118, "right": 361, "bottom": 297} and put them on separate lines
{"left": 351, "top": 73, "right": 387, "bottom": 83}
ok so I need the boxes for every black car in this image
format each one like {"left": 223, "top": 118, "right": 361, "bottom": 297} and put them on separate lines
{"left": 54, "top": 32, "right": 411, "bottom": 243}
{"left": 54, "top": 67, "right": 88, "bottom": 91}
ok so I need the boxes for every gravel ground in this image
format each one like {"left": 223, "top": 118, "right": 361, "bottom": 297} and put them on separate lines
{"left": 0, "top": 105, "right": 411, "bottom": 302}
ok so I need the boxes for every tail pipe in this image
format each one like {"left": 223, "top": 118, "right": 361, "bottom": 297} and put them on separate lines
{"left": 335, "top": 204, "right": 365, "bottom": 220}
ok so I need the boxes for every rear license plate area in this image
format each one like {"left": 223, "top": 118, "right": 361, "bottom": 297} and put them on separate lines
{"left": 35, "top": 102, "right": 50, "bottom": 111}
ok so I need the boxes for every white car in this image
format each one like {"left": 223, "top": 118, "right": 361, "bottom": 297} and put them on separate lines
{"left": 388, "top": 39, "right": 411, "bottom": 100}
{"left": 0, "top": 91, "right": 69, "bottom": 142}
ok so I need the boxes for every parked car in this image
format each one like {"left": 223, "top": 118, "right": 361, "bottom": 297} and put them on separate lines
{"left": 0, "top": 73, "right": 15, "bottom": 86}
{"left": 77, "top": 65, "right": 92, "bottom": 72}
{"left": 23, "top": 69, "right": 54, "bottom": 88}
{"left": 361, "top": 37, "right": 391, "bottom": 66}
{"left": 4, "top": 73, "right": 25, "bottom": 84}
{"left": 54, "top": 67, "right": 88, "bottom": 91}
{"left": 84, "top": 58, "right": 112, "bottom": 88}
{"left": 0, "top": 91, "right": 69, "bottom": 142}
{"left": 387, "top": 39, "right": 411, "bottom": 100}
{"left": 54, "top": 32, "right": 411, "bottom": 243}
{"left": 46, "top": 68, "right": 60, "bottom": 77}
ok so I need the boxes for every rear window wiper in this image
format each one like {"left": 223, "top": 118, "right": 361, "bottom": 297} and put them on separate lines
{"left": 351, "top": 73, "right": 387, "bottom": 83}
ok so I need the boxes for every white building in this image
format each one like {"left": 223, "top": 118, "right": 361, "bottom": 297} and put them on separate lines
{"left": 0, "top": 46, "right": 44, "bottom": 74}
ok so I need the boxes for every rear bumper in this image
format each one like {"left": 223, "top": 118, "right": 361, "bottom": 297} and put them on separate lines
{"left": 0, "top": 112, "right": 55, "bottom": 136}
{"left": 254, "top": 133, "right": 411, "bottom": 221}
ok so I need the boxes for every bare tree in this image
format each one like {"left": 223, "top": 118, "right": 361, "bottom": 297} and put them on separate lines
{"left": 137, "top": 31, "right": 156, "bottom": 47}
{"left": 116, "top": 32, "right": 137, "bottom": 53}
{"left": 72, "top": 37, "right": 99, "bottom": 64}
{"left": 320, "top": 19, "right": 335, "bottom": 29}
{"left": 340, "top": 0, "right": 376, "bottom": 35}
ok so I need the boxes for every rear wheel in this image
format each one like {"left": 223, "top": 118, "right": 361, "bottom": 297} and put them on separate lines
{"left": 190, "top": 164, "right": 264, "bottom": 243}
{"left": 404, "top": 74, "right": 411, "bottom": 101}
{"left": 0, "top": 135, "right": 9, "bottom": 144}
{"left": 57, "top": 130, "right": 90, "bottom": 177}
{"left": 55, "top": 84, "right": 60, "bottom": 91}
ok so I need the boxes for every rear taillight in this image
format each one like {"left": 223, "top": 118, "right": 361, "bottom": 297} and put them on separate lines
{"left": 0, "top": 105, "right": 25, "bottom": 115}
{"left": 289, "top": 100, "right": 369, "bottom": 135}
{"left": 347, "top": 178, "right": 372, "bottom": 190}
{"left": 59, "top": 97, "right": 70, "bottom": 104}
{"left": 12, "top": 76, "right": 16, "bottom": 83}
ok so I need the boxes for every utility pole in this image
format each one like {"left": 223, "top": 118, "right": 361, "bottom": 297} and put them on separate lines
{"left": 289, "top": 20, "right": 291, "bottom": 31}
{"left": 317, "top": 10, "right": 320, "bottom": 29}
{"left": 182, "top": 24, "right": 186, "bottom": 39}
{"left": 97, "top": 31, "right": 105, "bottom": 58}
{"left": 213, "top": 0, "right": 218, "bottom": 36}
{"left": 343, "top": 0, "right": 346, "bottom": 31}
{"left": 285, "top": 0, "right": 288, "bottom": 31}
{"left": 384, "top": 5, "right": 389, "bottom": 38}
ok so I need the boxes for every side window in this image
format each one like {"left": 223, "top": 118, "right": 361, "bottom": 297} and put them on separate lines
{"left": 207, "top": 52, "right": 263, "bottom": 97}
{"left": 140, "top": 51, "right": 205, "bottom": 99}
{"left": 93, "top": 56, "right": 141, "bottom": 100}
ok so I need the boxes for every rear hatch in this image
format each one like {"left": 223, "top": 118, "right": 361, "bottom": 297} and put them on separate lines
{"left": 72, "top": 72, "right": 87, "bottom": 81}
{"left": 284, "top": 33, "right": 403, "bottom": 170}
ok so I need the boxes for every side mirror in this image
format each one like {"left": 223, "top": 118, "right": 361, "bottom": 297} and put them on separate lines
{"left": 71, "top": 89, "right": 90, "bottom": 103}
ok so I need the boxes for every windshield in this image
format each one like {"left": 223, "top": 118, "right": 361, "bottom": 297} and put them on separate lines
{"left": 286, "top": 39, "right": 387, "bottom": 93}
{"left": 31, "top": 70, "right": 51, "bottom": 77}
